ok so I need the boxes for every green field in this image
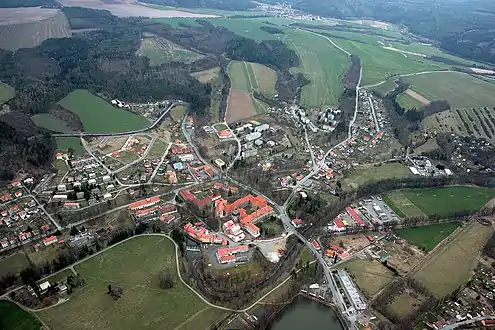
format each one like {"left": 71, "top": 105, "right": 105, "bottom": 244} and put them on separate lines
{"left": 343, "top": 259, "right": 395, "bottom": 297}
{"left": 228, "top": 60, "right": 276, "bottom": 96}
{"left": 401, "top": 72, "right": 495, "bottom": 109}
{"left": 57, "top": 90, "right": 150, "bottom": 133}
{"left": 153, "top": 17, "right": 202, "bottom": 28}
{"left": 383, "top": 190, "right": 426, "bottom": 218}
{"left": 414, "top": 222, "right": 493, "bottom": 298}
{"left": 284, "top": 29, "right": 350, "bottom": 107}
{"left": 228, "top": 61, "right": 251, "bottom": 92}
{"left": 388, "top": 292, "right": 424, "bottom": 318}
{"left": 395, "top": 222, "right": 461, "bottom": 251}
{"left": 401, "top": 186, "right": 495, "bottom": 217}
{"left": 37, "top": 236, "right": 217, "bottom": 330}
{"left": 372, "top": 79, "right": 397, "bottom": 96}
{"left": 31, "top": 114, "right": 73, "bottom": 133}
{"left": 396, "top": 91, "right": 425, "bottom": 110}
{"left": 0, "top": 253, "right": 29, "bottom": 277}
{"left": 209, "top": 18, "right": 280, "bottom": 41}
{"left": 170, "top": 105, "right": 187, "bottom": 122}
{"left": 136, "top": 36, "right": 203, "bottom": 66}
{"left": 0, "top": 81, "right": 14, "bottom": 104}
{"left": 0, "top": 300, "right": 42, "bottom": 330}
{"left": 56, "top": 137, "right": 85, "bottom": 156}
{"left": 343, "top": 163, "right": 411, "bottom": 190}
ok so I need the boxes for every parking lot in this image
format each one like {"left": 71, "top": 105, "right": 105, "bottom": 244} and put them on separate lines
{"left": 358, "top": 196, "right": 401, "bottom": 225}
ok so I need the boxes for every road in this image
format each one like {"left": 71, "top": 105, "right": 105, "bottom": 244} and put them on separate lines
{"left": 22, "top": 186, "right": 63, "bottom": 231}
{"left": 441, "top": 316, "right": 495, "bottom": 329}
{"left": 304, "top": 128, "right": 316, "bottom": 170}
{"left": 368, "top": 96, "right": 380, "bottom": 132}
{"left": 114, "top": 134, "right": 158, "bottom": 174}
{"left": 361, "top": 70, "right": 454, "bottom": 89}
{"left": 53, "top": 103, "right": 179, "bottom": 138}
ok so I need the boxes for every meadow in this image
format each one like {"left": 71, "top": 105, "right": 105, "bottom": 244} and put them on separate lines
{"left": 0, "top": 300, "right": 42, "bottom": 330}
{"left": 414, "top": 221, "right": 493, "bottom": 298}
{"left": 56, "top": 137, "right": 85, "bottom": 156}
{"left": 136, "top": 36, "right": 203, "bottom": 66}
{"left": 57, "top": 90, "right": 150, "bottom": 133}
{"left": 395, "top": 222, "right": 461, "bottom": 251}
{"left": 37, "top": 236, "right": 218, "bottom": 330}
{"left": 284, "top": 29, "right": 350, "bottom": 107}
{"left": 0, "top": 81, "right": 15, "bottom": 104}
{"left": 401, "top": 186, "right": 495, "bottom": 217}
{"left": 396, "top": 91, "right": 426, "bottom": 110}
{"left": 388, "top": 292, "right": 424, "bottom": 318}
{"left": 31, "top": 114, "right": 74, "bottom": 133}
{"left": 402, "top": 72, "right": 495, "bottom": 109}
{"left": 207, "top": 18, "right": 280, "bottom": 41}
{"left": 228, "top": 61, "right": 251, "bottom": 92}
{"left": 191, "top": 67, "right": 220, "bottom": 83}
{"left": 0, "top": 253, "right": 29, "bottom": 277}
{"left": 342, "top": 259, "right": 395, "bottom": 297}
{"left": 343, "top": 163, "right": 411, "bottom": 190}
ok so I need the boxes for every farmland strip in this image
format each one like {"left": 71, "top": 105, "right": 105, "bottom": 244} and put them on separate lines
{"left": 474, "top": 108, "right": 493, "bottom": 138}
{"left": 456, "top": 109, "right": 470, "bottom": 133}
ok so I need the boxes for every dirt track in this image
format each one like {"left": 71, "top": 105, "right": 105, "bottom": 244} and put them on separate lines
{"left": 58, "top": 0, "right": 219, "bottom": 18}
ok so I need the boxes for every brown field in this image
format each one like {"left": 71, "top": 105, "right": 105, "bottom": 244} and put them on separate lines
{"left": 388, "top": 291, "right": 425, "bottom": 318}
{"left": 225, "top": 90, "right": 256, "bottom": 124}
{"left": 342, "top": 259, "right": 396, "bottom": 297}
{"left": 58, "top": 0, "right": 218, "bottom": 18}
{"left": 0, "top": 8, "right": 70, "bottom": 51}
{"left": 414, "top": 221, "right": 493, "bottom": 298}
{"left": 405, "top": 89, "right": 430, "bottom": 105}
{"left": 191, "top": 67, "right": 220, "bottom": 83}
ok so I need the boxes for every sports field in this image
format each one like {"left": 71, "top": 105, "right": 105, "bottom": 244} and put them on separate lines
{"left": 0, "top": 300, "right": 42, "bottom": 330}
{"left": 382, "top": 190, "right": 427, "bottom": 218}
{"left": 342, "top": 259, "right": 395, "bottom": 297}
{"left": 402, "top": 72, "right": 495, "bottom": 109}
{"left": 31, "top": 114, "right": 74, "bottom": 133}
{"left": 395, "top": 222, "right": 461, "bottom": 251}
{"left": 414, "top": 221, "right": 493, "bottom": 298}
{"left": 37, "top": 236, "right": 218, "bottom": 330}
{"left": 284, "top": 29, "right": 350, "bottom": 107}
{"left": 56, "top": 137, "right": 85, "bottom": 156}
{"left": 0, "top": 81, "right": 14, "bottom": 104}
{"left": 136, "top": 36, "right": 203, "bottom": 66}
{"left": 343, "top": 163, "right": 411, "bottom": 190}
{"left": 57, "top": 90, "right": 150, "bottom": 133}
{"left": 400, "top": 186, "right": 495, "bottom": 217}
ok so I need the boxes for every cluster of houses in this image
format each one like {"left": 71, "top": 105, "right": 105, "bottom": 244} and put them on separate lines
{"left": 128, "top": 196, "right": 178, "bottom": 224}
{"left": 230, "top": 120, "right": 279, "bottom": 159}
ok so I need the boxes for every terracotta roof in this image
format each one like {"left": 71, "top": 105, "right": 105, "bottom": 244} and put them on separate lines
{"left": 346, "top": 207, "right": 365, "bottom": 225}
{"left": 129, "top": 196, "right": 160, "bottom": 210}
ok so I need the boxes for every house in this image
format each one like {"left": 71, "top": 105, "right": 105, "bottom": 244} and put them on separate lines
{"left": 128, "top": 196, "right": 160, "bottom": 211}
{"left": 254, "top": 124, "right": 269, "bottom": 132}
{"left": 331, "top": 219, "right": 346, "bottom": 232}
{"left": 88, "top": 178, "right": 97, "bottom": 185}
{"left": 11, "top": 180, "right": 21, "bottom": 188}
{"left": 53, "top": 194, "right": 68, "bottom": 200}
{"left": 0, "top": 240, "right": 8, "bottom": 249}
{"left": 102, "top": 175, "right": 111, "bottom": 182}
{"left": 216, "top": 245, "right": 249, "bottom": 264}
{"left": 184, "top": 223, "right": 227, "bottom": 245}
{"left": 64, "top": 202, "right": 80, "bottom": 209}
{"left": 245, "top": 132, "right": 261, "bottom": 142}
{"left": 57, "top": 184, "right": 67, "bottom": 192}
{"left": 214, "top": 159, "right": 226, "bottom": 168}
{"left": 292, "top": 218, "right": 303, "bottom": 228}
{"left": 18, "top": 232, "right": 32, "bottom": 241}
{"left": 179, "top": 189, "right": 219, "bottom": 210}
{"left": 14, "top": 191, "right": 23, "bottom": 198}
{"left": 56, "top": 152, "right": 67, "bottom": 160}
{"left": 160, "top": 204, "right": 177, "bottom": 215}
{"left": 244, "top": 222, "right": 260, "bottom": 238}
{"left": 1, "top": 193, "right": 12, "bottom": 202}
{"left": 223, "top": 220, "right": 245, "bottom": 242}
{"left": 41, "top": 224, "right": 50, "bottom": 231}
{"left": 39, "top": 281, "right": 51, "bottom": 293}
{"left": 311, "top": 239, "right": 321, "bottom": 251}
{"left": 43, "top": 236, "right": 58, "bottom": 246}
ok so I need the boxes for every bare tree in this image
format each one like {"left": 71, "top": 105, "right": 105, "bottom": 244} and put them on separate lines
{"left": 158, "top": 270, "right": 174, "bottom": 289}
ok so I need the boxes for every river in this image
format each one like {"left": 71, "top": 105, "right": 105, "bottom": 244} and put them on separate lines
{"left": 269, "top": 297, "right": 344, "bottom": 330}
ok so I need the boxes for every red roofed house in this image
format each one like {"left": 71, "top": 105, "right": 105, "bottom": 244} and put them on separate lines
{"left": 64, "top": 202, "right": 80, "bottom": 209}
{"left": 41, "top": 224, "right": 50, "bottom": 231}
{"left": 171, "top": 145, "right": 193, "bottom": 155}
{"left": 183, "top": 223, "right": 227, "bottom": 245}
{"left": 11, "top": 180, "right": 21, "bottom": 188}
{"left": 134, "top": 206, "right": 159, "bottom": 219}
{"left": 311, "top": 239, "right": 321, "bottom": 251}
{"left": 180, "top": 189, "right": 219, "bottom": 210}
{"left": 43, "top": 235, "right": 58, "bottom": 246}
{"left": 18, "top": 232, "right": 32, "bottom": 241}
{"left": 160, "top": 204, "right": 177, "bottom": 215}
{"left": 129, "top": 196, "right": 160, "bottom": 211}
{"left": 292, "top": 218, "right": 303, "bottom": 228}
{"left": 14, "top": 191, "right": 23, "bottom": 198}
{"left": 0, "top": 240, "right": 9, "bottom": 249}
{"left": 1, "top": 193, "right": 12, "bottom": 202}
{"left": 346, "top": 207, "right": 365, "bottom": 226}
{"left": 216, "top": 245, "right": 249, "bottom": 264}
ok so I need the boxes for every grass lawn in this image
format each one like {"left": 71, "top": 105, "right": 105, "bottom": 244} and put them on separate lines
{"left": 395, "top": 222, "right": 461, "bottom": 251}
{"left": 146, "top": 139, "right": 168, "bottom": 159}
{"left": 396, "top": 91, "right": 425, "bottom": 110}
{"left": 56, "top": 137, "right": 85, "bottom": 156}
{"left": 37, "top": 236, "right": 213, "bottom": 330}
{"left": 42, "top": 269, "right": 75, "bottom": 285}
{"left": 0, "top": 300, "right": 42, "bottom": 330}
{"left": 0, "top": 253, "right": 29, "bottom": 277}
{"left": 228, "top": 61, "right": 251, "bottom": 92}
{"left": 371, "top": 79, "right": 397, "bottom": 95}
{"left": 402, "top": 72, "right": 495, "bottom": 109}
{"left": 170, "top": 105, "right": 187, "bottom": 122}
{"left": 401, "top": 186, "right": 495, "bottom": 217}
{"left": 0, "top": 81, "right": 15, "bottom": 104}
{"left": 249, "top": 62, "right": 277, "bottom": 96}
{"left": 213, "top": 123, "right": 228, "bottom": 131}
{"left": 57, "top": 90, "right": 150, "bottom": 133}
{"left": 414, "top": 221, "right": 493, "bottom": 298}
{"left": 388, "top": 292, "right": 424, "bottom": 318}
{"left": 191, "top": 67, "right": 220, "bottom": 83}
{"left": 343, "top": 163, "right": 411, "bottom": 190}
{"left": 31, "top": 114, "right": 73, "bottom": 133}
{"left": 298, "top": 247, "right": 315, "bottom": 265}
{"left": 284, "top": 29, "right": 350, "bottom": 107}
{"left": 136, "top": 36, "right": 203, "bottom": 66}
{"left": 382, "top": 190, "right": 426, "bottom": 218}
{"left": 342, "top": 259, "right": 395, "bottom": 297}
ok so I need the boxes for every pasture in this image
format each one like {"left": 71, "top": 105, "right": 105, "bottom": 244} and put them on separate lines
{"left": 400, "top": 186, "right": 495, "bottom": 217}
{"left": 0, "top": 253, "right": 29, "bottom": 277}
{"left": 0, "top": 300, "right": 42, "bottom": 330}
{"left": 170, "top": 105, "right": 187, "bottom": 122}
{"left": 284, "top": 29, "right": 350, "bottom": 107}
{"left": 0, "top": 8, "right": 70, "bottom": 51}
{"left": 402, "top": 72, "right": 495, "bottom": 109}
{"left": 395, "top": 222, "right": 461, "bottom": 251}
{"left": 397, "top": 91, "right": 426, "bottom": 110}
{"left": 228, "top": 61, "right": 251, "bottom": 92}
{"left": 37, "top": 236, "right": 216, "bottom": 330}
{"left": 248, "top": 62, "right": 277, "bottom": 96}
{"left": 57, "top": 90, "right": 150, "bottom": 133}
{"left": 371, "top": 79, "right": 397, "bottom": 96}
{"left": 208, "top": 18, "right": 279, "bottom": 41}
{"left": 136, "top": 36, "right": 203, "bottom": 66}
{"left": 423, "top": 107, "right": 495, "bottom": 142}
{"left": 414, "top": 221, "right": 493, "bottom": 298}
{"left": 31, "top": 114, "right": 74, "bottom": 133}
{"left": 343, "top": 163, "right": 411, "bottom": 190}
{"left": 343, "top": 259, "right": 395, "bottom": 297}
{"left": 56, "top": 137, "right": 85, "bottom": 156}
{"left": 0, "top": 82, "right": 14, "bottom": 104}
{"left": 191, "top": 67, "right": 220, "bottom": 83}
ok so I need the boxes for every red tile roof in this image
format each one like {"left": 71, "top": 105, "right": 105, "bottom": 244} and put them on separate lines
{"left": 217, "top": 245, "right": 249, "bottom": 257}
{"left": 129, "top": 196, "right": 160, "bottom": 210}
{"left": 346, "top": 207, "right": 365, "bottom": 226}
{"left": 334, "top": 219, "right": 345, "bottom": 228}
